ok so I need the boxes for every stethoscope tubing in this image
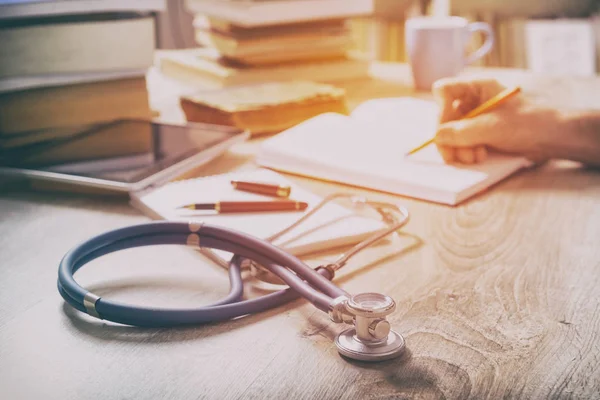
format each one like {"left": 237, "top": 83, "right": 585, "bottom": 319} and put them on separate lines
{"left": 58, "top": 235, "right": 243, "bottom": 314}
{"left": 58, "top": 222, "right": 343, "bottom": 327}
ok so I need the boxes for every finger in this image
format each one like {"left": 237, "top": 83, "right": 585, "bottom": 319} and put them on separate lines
{"left": 478, "top": 79, "right": 508, "bottom": 103}
{"left": 474, "top": 146, "right": 488, "bottom": 163}
{"left": 439, "top": 97, "right": 477, "bottom": 123}
{"left": 455, "top": 147, "right": 476, "bottom": 164}
{"left": 435, "top": 115, "right": 503, "bottom": 147}
{"left": 437, "top": 145, "right": 456, "bottom": 163}
{"left": 433, "top": 78, "right": 506, "bottom": 123}
{"left": 433, "top": 77, "right": 505, "bottom": 100}
{"left": 434, "top": 80, "right": 477, "bottom": 123}
{"left": 453, "top": 98, "right": 481, "bottom": 120}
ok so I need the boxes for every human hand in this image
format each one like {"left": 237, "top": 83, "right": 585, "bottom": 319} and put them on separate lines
{"left": 432, "top": 77, "right": 561, "bottom": 164}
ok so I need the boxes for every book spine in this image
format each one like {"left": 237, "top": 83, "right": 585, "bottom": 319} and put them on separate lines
{"left": 0, "top": 0, "right": 166, "bottom": 19}
{"left": 0, "top": 78, "right": 152, "bottom": 135}
{"left": 0, "top": 16, "right": 155, "bottom": 78}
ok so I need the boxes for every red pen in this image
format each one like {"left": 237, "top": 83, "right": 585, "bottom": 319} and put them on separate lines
{"left": 230, "top": 180, "right": 292, "bottom": 198}
{"left": 177, "top": 200, "right": 307, "bottom": 213}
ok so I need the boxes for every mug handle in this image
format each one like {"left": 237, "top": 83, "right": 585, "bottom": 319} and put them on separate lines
{"left": 466, "top": 22, "right": 495, "bottom": 65}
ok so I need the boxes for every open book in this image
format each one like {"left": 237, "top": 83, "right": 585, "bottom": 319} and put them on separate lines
{"left": 257, "top": 98, "right": 532, "bottom": 205}
{"left": 130, "top": 169, "right": 388, "bottom": 266}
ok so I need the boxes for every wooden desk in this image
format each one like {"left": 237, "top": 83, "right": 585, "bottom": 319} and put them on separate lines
{"left": 1, "top": 64, "right": 600, "bottom": 399}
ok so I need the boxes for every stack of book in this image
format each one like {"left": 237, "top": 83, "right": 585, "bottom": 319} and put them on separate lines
{"left": 157, "top": 0, "right": 374, "bottom": 88}
{"left": 0, "top": 0, "right": 165, "bottom": 168}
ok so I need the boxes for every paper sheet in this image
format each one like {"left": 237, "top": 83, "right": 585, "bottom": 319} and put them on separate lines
{"left": 130, "top": 169, "right": 388, "bottom": 262}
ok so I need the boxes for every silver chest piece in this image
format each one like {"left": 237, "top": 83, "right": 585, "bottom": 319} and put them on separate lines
{"left": 334, "top": 293, "right": 406, "bottom": 362}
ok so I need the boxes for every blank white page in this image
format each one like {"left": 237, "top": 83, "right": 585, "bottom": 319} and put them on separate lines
{"left": 257, "top": 98, "right": 531, "bottom": 205}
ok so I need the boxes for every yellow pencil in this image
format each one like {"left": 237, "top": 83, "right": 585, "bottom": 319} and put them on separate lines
{"left": 406, "top": 86, "right": 522, "bottom": 155}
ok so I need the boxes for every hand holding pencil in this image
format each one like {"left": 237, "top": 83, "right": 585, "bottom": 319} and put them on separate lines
{"left": 421, "top": 77, "right": 561, "bottom": 165}
{"left": 407, "top": 85, "right": 521, "bottom": 156}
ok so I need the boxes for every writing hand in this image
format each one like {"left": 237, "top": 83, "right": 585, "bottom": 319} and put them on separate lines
{"left": 432, "top": 77, "right": 560, "bottom": 164}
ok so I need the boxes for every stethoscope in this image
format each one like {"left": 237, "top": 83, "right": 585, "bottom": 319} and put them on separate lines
{"left": 58, "top": 194, "right": 410, "bottom": 362}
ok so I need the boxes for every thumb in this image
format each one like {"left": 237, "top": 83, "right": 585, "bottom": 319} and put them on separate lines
{"left": 435, "top": 116, "right": 497, "bottom": 147}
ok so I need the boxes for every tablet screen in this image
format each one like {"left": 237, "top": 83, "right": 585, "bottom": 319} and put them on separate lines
{"left": 0, "top": 119, "right": 246, "bottom": 184}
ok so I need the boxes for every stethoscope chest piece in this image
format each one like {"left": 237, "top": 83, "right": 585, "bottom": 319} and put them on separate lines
{"left": 334, "top": 293, "right": 406, "bottom": 362}
{"left": 335, "top": 328, "right": 405, "bottom": 362}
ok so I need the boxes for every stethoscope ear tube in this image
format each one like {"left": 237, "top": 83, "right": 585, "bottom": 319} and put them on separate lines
{"left": 57, "top": 222, "right": 341, "bottom": 327}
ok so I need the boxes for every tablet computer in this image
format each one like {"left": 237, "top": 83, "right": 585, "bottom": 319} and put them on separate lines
{"left": 0, "top": 119, "right": 249, "bottom": 193}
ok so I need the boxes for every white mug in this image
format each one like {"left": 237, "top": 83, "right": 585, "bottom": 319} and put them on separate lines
{"left": 405, "top": 16, "right": 495, "bottom": 90}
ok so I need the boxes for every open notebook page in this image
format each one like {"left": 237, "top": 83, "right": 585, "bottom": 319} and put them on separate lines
{"left": 130, "top": 169, "right": 387, "bottom": 265}
{"left": 257, "top": 98, "right": 531, "bottom": 205}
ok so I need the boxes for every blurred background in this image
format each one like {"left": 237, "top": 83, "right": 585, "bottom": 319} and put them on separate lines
{"left": 0, "top": 0, "right": 598, "bottom": 174}
{"left": 155, "top": 0, "right": 600, "bottom": 75}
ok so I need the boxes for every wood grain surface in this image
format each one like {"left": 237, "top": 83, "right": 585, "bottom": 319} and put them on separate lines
{"left": 1, "top": 63, "right": 599, "bottom": 400}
